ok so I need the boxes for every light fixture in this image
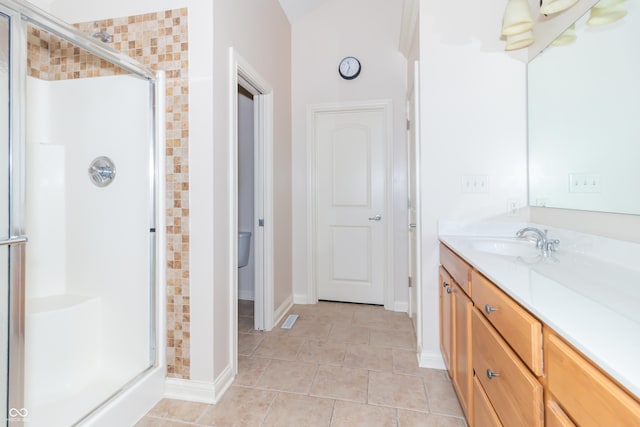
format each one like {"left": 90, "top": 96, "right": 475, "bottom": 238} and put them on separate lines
{"left": 587, "top": 0, "right": 627, "bottom": 26}
{"left": 540, "top": 0, "right": 579, "bottom": 15}
{"left": 502, "top": 0, "right": 534, "bottom": 36}
{"left": 551, "top": 24, "right": 577, "bottom": 46}
{"left": 505, "top": 30, "right": 535, "bottom": 50}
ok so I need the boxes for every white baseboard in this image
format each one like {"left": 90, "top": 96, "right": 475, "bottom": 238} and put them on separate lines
{"left": 164, "top": 365, "right": 234, "bottom": 404}
{"left": 418, "top": 350, "right": 446, "bottom": 370}
{"left": 273, "top": 294, "right": 294, "bottom": 327}
{"left": 293, "top": 293, "right": 308, "bottom": 304}
{"left": 394, "top": 301, "right": 408, "bottom": 313}
{"left": 238, "top": 290, "right": 254, "bottom": 301}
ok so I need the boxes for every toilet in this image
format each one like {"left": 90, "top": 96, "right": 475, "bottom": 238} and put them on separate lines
{"left": 238, "top": 231, "right": 252, "bottom": 268}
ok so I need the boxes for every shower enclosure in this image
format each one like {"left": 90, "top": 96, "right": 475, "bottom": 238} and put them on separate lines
{"left": 0, "top": 0, "right": 165, "bottom": 425}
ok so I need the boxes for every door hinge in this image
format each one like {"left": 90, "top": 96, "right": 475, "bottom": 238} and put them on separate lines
{"left": 408, "top": 276, "right": 412, "bottom": 288}
{"left": 258, "top": 218, "right": 264, "bottom": 227}
{"left": 406, "top": 119, "right": 411, "bottom": 131}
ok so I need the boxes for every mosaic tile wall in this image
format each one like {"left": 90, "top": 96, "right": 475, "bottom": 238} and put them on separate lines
{"left": 26, "top": 9, "right": 191, "bottom": 379}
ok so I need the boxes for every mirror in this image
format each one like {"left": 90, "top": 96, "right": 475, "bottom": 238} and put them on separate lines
{"left": 528, "top": 1, "right": 639, "bottom": 215}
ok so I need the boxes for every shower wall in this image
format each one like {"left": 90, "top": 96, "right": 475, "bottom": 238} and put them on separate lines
{"left": 26, "top": 9, "right": 191, "bottom": 378}
{"left": 25, "top": 74, "right": 152, "bottom": 425}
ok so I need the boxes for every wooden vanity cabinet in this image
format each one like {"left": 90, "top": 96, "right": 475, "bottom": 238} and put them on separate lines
{"left": 440, "top": 240, "right": 640, "bottom": 427}
{"left": 545, "top": 331, "right": 640, "bottom": 426}
{"left": 439, "top": 266, "right": 453, "bottom": 373}
{"left": 439, "top": 244, "right": 473, "bottom": 422}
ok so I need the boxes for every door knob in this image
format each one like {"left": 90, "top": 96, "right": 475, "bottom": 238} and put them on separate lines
{"left": 368, "top": 214, "right": 382, "bottom": 221}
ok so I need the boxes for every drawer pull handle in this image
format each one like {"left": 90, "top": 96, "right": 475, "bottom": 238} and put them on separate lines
{"left": 442, "top": 281, "right": 449, "bottom": 288}
{"left": 446, "top": 288, "right": 454, "bottom": 294}
{"left": 485, "top": 304, "right": 497, "bottom": 314}
{"left": 486, "top": 369, "right": 499, "bottom": 380}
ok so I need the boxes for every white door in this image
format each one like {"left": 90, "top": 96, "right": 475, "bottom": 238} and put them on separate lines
{"left": 315, "top": 108, "right": 388, "bottom": 304}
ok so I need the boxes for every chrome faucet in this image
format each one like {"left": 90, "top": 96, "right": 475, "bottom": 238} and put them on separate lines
{"left": 516, "top": 227, "right": 560, "bottom": 255}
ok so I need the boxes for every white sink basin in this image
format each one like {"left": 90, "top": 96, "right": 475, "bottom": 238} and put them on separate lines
{"left": 470, "top": 238, "right": 539, "bottom": 258}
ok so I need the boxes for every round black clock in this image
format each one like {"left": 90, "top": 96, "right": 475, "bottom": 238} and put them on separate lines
{"left": 338, "top": 56, "right": 361, "bottom": 80}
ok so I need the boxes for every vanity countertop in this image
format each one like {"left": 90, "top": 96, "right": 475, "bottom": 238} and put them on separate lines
{"left": 439, "top": 221, "right": 640, "bottom": 399}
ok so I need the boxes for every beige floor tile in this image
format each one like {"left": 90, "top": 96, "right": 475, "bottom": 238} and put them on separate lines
{"left": 147, "top": 399, "right": 209, "bottom": 423}
{"left": 310, "top": 365, "right": 369, "bottom": 403}
{"left": 298, "top": 340, "right": 347, "bottom": 365}
{"left": 330, "top": 401, "right": 397, "bottom": 427}
{"left": 253, "top": 336, "right": 305, "bottom": 361}
{"left": 370, "top": 328, "right": 416, "bottom": 350}
{"left": 397, "top": 409, "right": 466, "bottom": 427}
{"left": 256, "top": 359, "right": 318, "bottom": 393}
{"left": 288, "top": 318, "right": 333, "bottom": 338}
{"left": 238, "top": 333, "right": 264, "bottom": 356}
{"left": 238, "top": 315, "right": 255, "bottom": 333}
{"left": 343, "top": 343, "right": 393, "bottom": 372}
{"left": 262, "top": 393, "right": 334, "bottom": 427}
{"left": 235, "top": 356, "right": 271, "bottom": 387}
{"left": 423, "top": 368, "right": 450, "bottom": 383}
{"left": 368, "top": 371, "right": 429, "bottom": 412}
{"left": 135, "top": 416, "right": 167, "bottom": 426}
{"left": 164, "top": 422, "right": 199, "bottom": 427}
{"left": 354, "top": 309, "right": 412, "bottom": 331}
{"left": 327, "top": 324, "right": 370, "bottom": 344}
{"left": 238, "top": 299, "right": 254, "bottom": 317}
{"left": 392, "top": 349, "right": 422, "bottom": 376}
{"left": 197, "top": 386, "right": 277, "bottom": 426}
{"left": 424, "top": 378, "right": 463, "bottom": 418}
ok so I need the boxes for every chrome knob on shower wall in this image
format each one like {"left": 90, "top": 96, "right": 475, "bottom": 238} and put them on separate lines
{"left": 88, "top": 156, "right": 116, "bottom": 187}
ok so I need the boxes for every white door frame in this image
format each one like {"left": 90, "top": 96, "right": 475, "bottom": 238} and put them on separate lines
{"left": 229, "top": 48, "right": 274, "bottom": 376}
{"left": 306, "top": 100, "right": 395, "bottom": 310}
{"left": 408, "top": 61, "right": 423, "bottom": 353}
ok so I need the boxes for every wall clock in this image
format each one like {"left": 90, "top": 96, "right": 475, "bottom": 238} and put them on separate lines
{"left": 338, "top": 56, "right": 361, "bottom": 80}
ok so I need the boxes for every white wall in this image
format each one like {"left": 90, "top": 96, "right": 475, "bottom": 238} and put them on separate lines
{"left": 212, "top": 0, "right": 291, "bottom": 378}
{"left": 417, "top": 0, "right": 529, "bottom": 366}
{"left": 291, "top": 0, "right": 408, "bottom": 309}
{"left": 26, "top": 75, "right": 151, "bottom": 380}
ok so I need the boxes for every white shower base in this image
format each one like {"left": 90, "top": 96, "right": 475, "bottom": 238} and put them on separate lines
{"left": 24, "top": 294, "right": 162, "bottom": 426}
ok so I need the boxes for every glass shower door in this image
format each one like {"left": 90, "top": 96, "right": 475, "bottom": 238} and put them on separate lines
{"left": 0, "top": 12, "right": 8, "bottom": 425}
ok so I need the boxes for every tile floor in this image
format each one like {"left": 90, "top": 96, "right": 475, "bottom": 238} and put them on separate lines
{"left": 138, "top": 301, "right": 466, "bottom": 426}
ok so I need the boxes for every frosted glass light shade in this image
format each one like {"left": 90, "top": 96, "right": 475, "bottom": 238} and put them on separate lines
{"left": 551, "top": 24, "right": 577, "bottom": 46}
{"left": 502, "top": 0, "right": 534, "bottom": 36}
{"left": 541, "top": 0, "right": 579, "bottom": 14}
{"left": 592, "top": 0, "right": 624, "bottom": 9}
{"left": 587, "top": 4, "right": 627, "bottom": 26}
{"left": 505, "top": 30, "right": 535, "bottom": 50}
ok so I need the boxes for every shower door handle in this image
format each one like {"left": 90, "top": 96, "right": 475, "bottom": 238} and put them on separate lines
{"left": 0, "top": 236, "right": 28, "bottom": 246}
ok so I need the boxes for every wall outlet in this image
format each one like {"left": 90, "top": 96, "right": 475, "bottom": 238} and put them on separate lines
{"left": 507, "top": 198, "right": 520, "bottom": 216}
{"left": 569, "top": 173, "right": 601, "bottom": 193}
{"left": 461, "top": 175, "right": 489, "bottom": 194}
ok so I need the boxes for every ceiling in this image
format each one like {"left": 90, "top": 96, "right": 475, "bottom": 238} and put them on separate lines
{"left": 277, "top": 0, "right": 329, "bottom": 23}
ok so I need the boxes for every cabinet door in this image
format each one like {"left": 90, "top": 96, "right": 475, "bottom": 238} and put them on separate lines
{"left": 453, "top": 282, "right": 473, "bottom": 420}
{"left": 546, "top": 333, "right": 640, "bottom": 426}
{"left": 439, "top": 266, "right": 454, "bottom": 375}
{"left": 546, "top": 400, "right": 576, "bottom": 427}
{"left": 474, "top": 375, "right": 502, "bottom": 427}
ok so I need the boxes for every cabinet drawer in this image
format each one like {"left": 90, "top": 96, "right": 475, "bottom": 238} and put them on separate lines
{"left": 473, "top": 374, "right": 502, "bottom": 427}
{"left": 545, "top": 400, "right": 575, "bottom": 427}
{"left": 472, "top": 309, "right": 543, "bottom": 427}
{"left": 547, "top": 333, "right": 640, "bottom": 426}
{"left": 472, "top": 270, "right": 543, "bottom": 376}
{"left": 440, "top": 243, "right": 471, "bottom": 295}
